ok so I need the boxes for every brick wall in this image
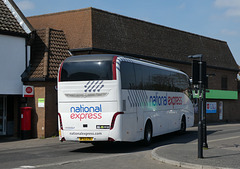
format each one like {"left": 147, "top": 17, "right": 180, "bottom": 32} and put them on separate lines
{"left": 26, "top": 82, "right": 57, "bottom": 138}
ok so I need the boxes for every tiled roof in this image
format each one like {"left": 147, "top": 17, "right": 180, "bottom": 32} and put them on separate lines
{"left": 28, "top": 7, "right": 238, "bottom": 70}
{"left": 27, "top": 8, "right": 92, "bottom": 49}
{"left": 48, "top": 29, "right": 71, "bottom": 78}
{"left": 0, "top": 0, "right": 26, "bottom": 36}
{"left": 23, "top": 28, "right": 70, "bottom": 80}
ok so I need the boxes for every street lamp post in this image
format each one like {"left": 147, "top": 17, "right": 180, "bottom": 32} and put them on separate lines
{"left": 188, "top": 54, "right": 203, "bottom": 158}
{"left": 203, "top": 87, "right": 208, "bottom": 149}
{"left": 203, "top": 74, "right": 215, "bottom": 149}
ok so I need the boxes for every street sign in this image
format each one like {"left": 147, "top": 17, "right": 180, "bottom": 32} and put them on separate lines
{"left": 206, "top": 102, "right": 217, "bottom": 113}
{"left": 23, "top": 85, "right": 34, "bottom": 97}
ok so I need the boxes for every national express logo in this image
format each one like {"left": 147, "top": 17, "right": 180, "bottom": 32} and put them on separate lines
{"left": 149, "top": 93, "right": 182, "bottom": 107}
{"left": 70, "top": 104, "right": 102, "bottom": 121}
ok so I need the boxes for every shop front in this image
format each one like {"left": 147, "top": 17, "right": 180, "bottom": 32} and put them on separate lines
{"left": 0, "top": 95, "right": 21, "bottom": 136}
{"left": 0, "top": 96, "right": 7, "bottom": 135}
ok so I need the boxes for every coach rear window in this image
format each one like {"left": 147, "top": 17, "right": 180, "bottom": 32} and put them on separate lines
{"left": 61, "top": 61, "right": 113, "bottom": 81}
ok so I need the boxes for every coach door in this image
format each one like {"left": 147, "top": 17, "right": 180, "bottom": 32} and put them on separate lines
{"left": 0, "top": 96, "right": 7, "bottom": 135}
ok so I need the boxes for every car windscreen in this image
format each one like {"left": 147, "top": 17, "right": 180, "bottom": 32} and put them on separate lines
{"left": 60, "top": 61, "right": 113, "bottom": 81}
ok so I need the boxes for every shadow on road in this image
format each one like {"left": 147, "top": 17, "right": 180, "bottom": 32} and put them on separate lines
{"left": 70, "top": 129, "right": 217, "bottom": 154}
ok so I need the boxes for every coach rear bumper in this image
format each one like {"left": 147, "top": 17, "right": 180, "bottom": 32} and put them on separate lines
{"left": 60, "top": 130, "right": 109, "bottom": 142}
{"left": 58, "top": 110, "right": 124, "bottom": 142}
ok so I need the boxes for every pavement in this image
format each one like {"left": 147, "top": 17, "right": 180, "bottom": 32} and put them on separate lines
{"left": 0, "top": 136, "right": 59, "bottom": 151}
{"left": 152, "top": 123, "right": 240, "bottom": 169}
{"left": 1, "top": 123, "right": 240, "bottom": 169}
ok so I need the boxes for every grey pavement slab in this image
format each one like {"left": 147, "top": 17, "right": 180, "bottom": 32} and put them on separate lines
{"left": 152, "top": 143, "right": 240, "bottom": 169}
{"left": 152, "top": 123, "right": 240, "bottom": 169}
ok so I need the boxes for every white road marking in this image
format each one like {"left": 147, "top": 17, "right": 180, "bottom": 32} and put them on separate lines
{"left": 15, "top": 153, "right": 129, "bottom": 169}
{"left": 12, "top": 166, "right": 36, "bottom": 169}
{"left": 207, "top": 136, "right": 240, "bottom": 143}
{"left": 191, "top": 135, "right": 240, "bottom": 144}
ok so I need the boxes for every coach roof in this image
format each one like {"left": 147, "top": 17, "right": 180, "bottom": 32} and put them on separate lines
{"left": 64, "top": 54, "right": 115, "bottom": 63}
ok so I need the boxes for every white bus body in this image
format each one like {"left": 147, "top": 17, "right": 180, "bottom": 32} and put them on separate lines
{"left": 58, "top": 54, "right": 194, "bottom": 144}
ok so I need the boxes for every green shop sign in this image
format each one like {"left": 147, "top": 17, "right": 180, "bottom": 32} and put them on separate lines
{"left": 192, "top": 89, "right": 238, "bottom": 100}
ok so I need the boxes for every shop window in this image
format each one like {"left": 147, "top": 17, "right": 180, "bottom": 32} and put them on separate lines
{"left": 238, "top": 81, "right": 240, "bottom": 92}
{"left": 221, "top": 77, "right": 228, "bottom": 90}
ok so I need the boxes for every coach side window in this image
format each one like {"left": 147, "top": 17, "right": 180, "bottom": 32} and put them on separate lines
{"left": 121, "top": 62, "right": 136, "bottom": 89}
{"left": 134, "top": 64, "right": 152, "bottom": 90}
{"left": 172, "top": 73, "right": 189, "bottom": 92}
{"left": 134, "top": 64, "right": 144, "bottom": 89}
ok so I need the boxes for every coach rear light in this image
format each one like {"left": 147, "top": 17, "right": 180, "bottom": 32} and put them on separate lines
{"left": 110, "top": 112, "right": 124, "bottom": 130}
{"left": 58, "top": 113, "right": 63, "bottom": 130}
{"left": 108, "top": 137, "right": 115, "bottom": 142}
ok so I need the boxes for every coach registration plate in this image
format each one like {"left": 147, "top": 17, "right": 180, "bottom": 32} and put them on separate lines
{"left": 79, "top": 137, "right": 93, "bottom": 141}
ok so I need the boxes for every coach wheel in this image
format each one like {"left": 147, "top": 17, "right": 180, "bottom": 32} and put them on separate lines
{"left": 179, "top": 116, "right": 186, "bottom": 135}
{"left": 143, "top": 120, "right": 152, "bottom": 146}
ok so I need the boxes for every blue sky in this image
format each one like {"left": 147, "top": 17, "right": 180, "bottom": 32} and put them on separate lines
{"left": 14, "top": 0, "right": 240, "bottom": 66}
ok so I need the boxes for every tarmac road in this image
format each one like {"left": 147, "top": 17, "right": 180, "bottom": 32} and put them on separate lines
{"left": 0, "top": 123, "right": 239, "bottom": 169}
{"left": 0, "top": 134, "right": 183, "bottom": 169}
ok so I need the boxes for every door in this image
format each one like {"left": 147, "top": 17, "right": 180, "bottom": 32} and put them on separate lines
{"left": 0, "top": 96, "right": 7, "bottom": 135}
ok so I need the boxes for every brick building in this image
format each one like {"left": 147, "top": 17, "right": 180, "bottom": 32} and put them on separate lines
{"left": 0, "top": 0, "right": 33, "bottom": 137}
{"left": 21, "top": 28, "right": 70, "bottom": 138}
{"left": 24, "top": 8, "right": 239, "bottom": 138}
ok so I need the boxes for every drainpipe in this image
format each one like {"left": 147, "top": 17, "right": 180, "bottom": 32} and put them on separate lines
{"left": 25, "top": 38, "right": 28, "bottom": 70}
{"left": 43, "top": 28, "right": 50, "bottom": 78}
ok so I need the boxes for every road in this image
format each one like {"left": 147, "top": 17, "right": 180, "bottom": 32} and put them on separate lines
{"left": 0, "top": 134, "right": 185, "bottom": 169}
{"left": 1, "top": 123, "right": 240, "bottom": 169}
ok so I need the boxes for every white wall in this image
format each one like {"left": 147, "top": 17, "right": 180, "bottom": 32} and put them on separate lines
{"left": 0, "top": 34, "right": 26, "bottom": 95}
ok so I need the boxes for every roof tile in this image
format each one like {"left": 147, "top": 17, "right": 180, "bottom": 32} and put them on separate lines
{"left": 0, "top": 0, "right": 26, "bottom": 35}
{"left": 26, "top": 28, "right": 71, "bottom": 80}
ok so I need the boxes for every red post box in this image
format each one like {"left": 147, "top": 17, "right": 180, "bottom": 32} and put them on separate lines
{"left": 20, "top": 107, "right": 32, "bottom": 139}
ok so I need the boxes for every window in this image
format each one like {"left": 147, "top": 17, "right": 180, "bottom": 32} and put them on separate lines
{"left": 221, "top": 77, "right": 228, "bottom": 90}
{"left": 121, "top": 62, "right": 136, "bottom": 89}
{"left": 134, "top": 64, "right": 144, "bottom": 89}
{"left": 171, "top": 72, "right": 189, "bottom": 92}
{"left": 120, "top": 61, "right": 189, "bottom": 92}
{"left": 238, "top": 81, "right": 240, "bottom": 92}
{"left": 61, "top": 61, "right": 113, "bottom": 81}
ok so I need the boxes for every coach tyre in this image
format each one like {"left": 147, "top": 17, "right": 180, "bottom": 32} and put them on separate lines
{"left": 143, "top": 120, "right": 152, "bottom": 146}
{"left": 179, "top": 116, "right": 186, "bottom": 134}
